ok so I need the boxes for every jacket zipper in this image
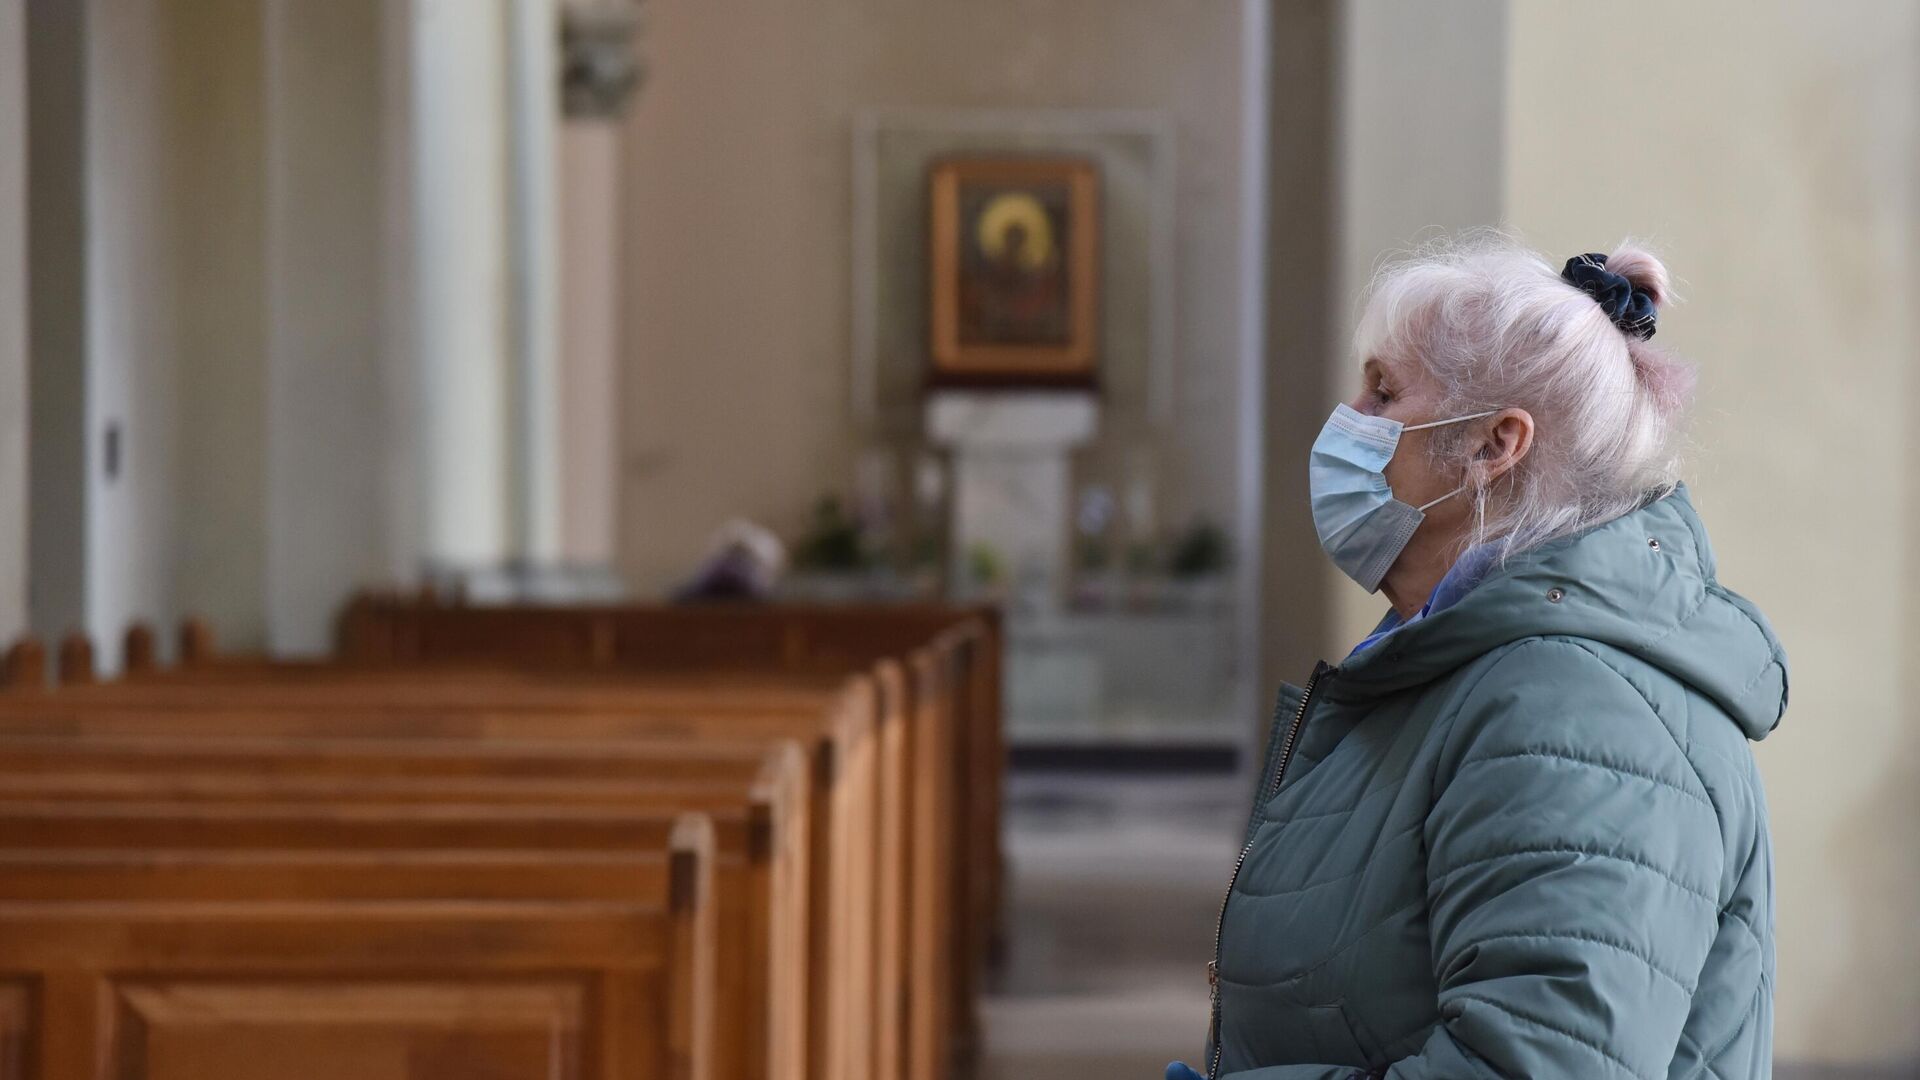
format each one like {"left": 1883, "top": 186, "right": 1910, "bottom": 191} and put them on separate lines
{"left": 1207, "top": 662, "right": 1329, "bottom": 1079}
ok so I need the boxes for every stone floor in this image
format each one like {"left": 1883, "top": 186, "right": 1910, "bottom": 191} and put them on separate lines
{"left": 975, "top": 770, "right": 1246, "bottom": 1080}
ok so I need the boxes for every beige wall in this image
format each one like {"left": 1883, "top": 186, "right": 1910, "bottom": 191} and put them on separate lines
{"left": 23, "top": 0, "right": 268, "bottom": 657}
{"left": 1505, "top": 0, "right": 1920, "bottom": 1064}
{"left": 60, "top": 0, "right": 273, "bottom": 656}
{"left": 619, "top": 0, "right": 1254, "bottom": 592}
{"left": 0, "top": 0, "right": 25, "bottom": 642}
{"left": 22, "top": 0, "right": 392, "bottom": 655}
{"left": 171, "top": 0, "right": 268, "bottom": 649}
{"left": 263, "top": 0, "right": 396, "bottom": 652}
{"left": 25, "top": 0, "right": 89, "bottom": 640}
{"left": 558, "top": 122, "right": 622, "bottom": 568}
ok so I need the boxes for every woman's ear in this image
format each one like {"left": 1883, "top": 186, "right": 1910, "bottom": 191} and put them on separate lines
{"left": 1477, "top": 408, "right": 1535, "bottom": 482}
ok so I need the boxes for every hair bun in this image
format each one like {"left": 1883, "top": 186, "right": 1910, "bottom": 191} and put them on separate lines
{"left": 1561, "top": 252, "right": 1658, "bottom": 340}
{"left": 1597, "top": 244, "right": 1671, "bottom": 307}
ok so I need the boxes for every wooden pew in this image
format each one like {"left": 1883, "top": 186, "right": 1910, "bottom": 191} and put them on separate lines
{"left": 0, "top": 811, "right": 718, "bottom": 1080}
{"left": 0, "top": 731, "right": 812, "bottom": 1080}
{"left": 190, "top": 610, "right": 993, "bottom": 1074}
{"left": 0, "top": 673, "right": 894, "bottom": 1080}
{"left": 4, "top": 619, "right": 971, "bottom": 1080}
{"left": 330, "top": 596, "right": 1006, "bottom": 984}
{"left": 0, "top": 799, "right": 749, "bottom": 853}
{"left": 234, "top": 639, "right": 991, "bottom": 1079}
{"left": 0, "top": 700, "right": 871, "bottom": 1080}
{"left": 0, "top": 848, "right": 690, "bottom": 902}
{"left": 114, "top": 607, "right": 1000, "bottom": 1008}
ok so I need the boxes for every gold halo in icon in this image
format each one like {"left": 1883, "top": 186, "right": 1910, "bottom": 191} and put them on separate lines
{"left": 975, "top": 192, "right": 1055, "bottom": 270}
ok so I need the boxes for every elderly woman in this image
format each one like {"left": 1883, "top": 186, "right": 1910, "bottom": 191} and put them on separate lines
{"left": 1173, "top": 240, "right": 1786, "bottom": 1080}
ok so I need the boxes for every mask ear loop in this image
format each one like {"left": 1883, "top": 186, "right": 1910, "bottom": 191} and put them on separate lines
{"left": 1407, "top": 408, "right": 1504, "bottom": 512}
{"left": 1402, "top": 408, "right": 1501, "bottom": 432}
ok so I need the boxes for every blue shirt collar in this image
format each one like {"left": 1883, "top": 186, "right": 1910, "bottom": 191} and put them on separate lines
{"left": 1347, "top": 543, "right": 1500, "bottom": 657}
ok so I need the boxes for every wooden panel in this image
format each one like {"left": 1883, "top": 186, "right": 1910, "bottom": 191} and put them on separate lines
{"left": 824, "top": 685, "right": 876, "bottom": 1080}
{"left": 905, "top": 648, "right": 954, "bottom": 1080}
{"left": 0, "top": 854, "right": 766, "bottom": 1080}
{"left": 0, "top": 809, "right": 717, "bottom": 1078}
{"left": 869, "top": 661, "right": 910, "bottom": 1080}
{"left": 0, "top": 732, "right": 821, "bottom": 1080}
{"left": 0, "top": 851, "right": 672, "bottom": 903}
{"left": 0, "top": 848, "right": 780, "bottom": 1080}
{"left": 1, "top": 902, "right": 676, "bottom": 1080}
{"left": 333, "top": 598, "right": 984, "bottom": 674}
{"left": 341, "top": 604, "right": 772, "bottom": 671}
{"left": 0, "top": 735, "right": 775, "bottom": 783}
{"left": 0, "top": 771, "right": 771, "bottom": 807}
{"left": 0, "top": 739, "right": 808, "bottom": 1080}
{"left": 668, "top": 816, "right": 717, "bottom": 1080}
{"left": 0, "top": 801, "right": 746, "bottom": 852}
{"left": 0, "top": 982, "right": 28, "bottom": 1080}
{"left": 0, "top": 683, "right": 842, "bottom": 717}
{"left": 91, "top": 667, "right": 844, "bottom": 697}
{"left": 114, "top": 981, "right": 586, "bottom": 1080}
{"left": 941, "top": 627, "right": 987, "bottom": 1064}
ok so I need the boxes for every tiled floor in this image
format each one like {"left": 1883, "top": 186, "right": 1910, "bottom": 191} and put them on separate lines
{"left": 976, "top": 771, "right": 1247, "bottom": 1080}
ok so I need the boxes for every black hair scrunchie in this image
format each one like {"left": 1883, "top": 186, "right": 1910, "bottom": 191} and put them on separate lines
{"left": 1561, "top": 253, "right": 1657, "bottom": 340}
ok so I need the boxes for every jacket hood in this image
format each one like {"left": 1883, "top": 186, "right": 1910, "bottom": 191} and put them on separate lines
{"left": 1329, "top": 485, "right": 1788, "bottom": 741}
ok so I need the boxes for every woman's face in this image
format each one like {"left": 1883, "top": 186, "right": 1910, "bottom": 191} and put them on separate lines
{"left": 1349, "top": 353, "right": 1469, "bottom": 520}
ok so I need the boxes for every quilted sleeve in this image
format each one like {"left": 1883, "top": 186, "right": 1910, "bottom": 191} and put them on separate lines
{"left": 1221, "top": 638, "right": 1724, "bottom": 1080}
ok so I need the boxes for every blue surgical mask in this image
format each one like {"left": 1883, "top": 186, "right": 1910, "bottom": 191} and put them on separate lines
{"left": 1309, "top": 403, "right": 1498, "bottom": 592}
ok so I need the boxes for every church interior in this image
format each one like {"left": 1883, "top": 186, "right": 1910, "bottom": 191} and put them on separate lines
{"left": 0, "top": 1, "right": 1916, "bottom": 1077}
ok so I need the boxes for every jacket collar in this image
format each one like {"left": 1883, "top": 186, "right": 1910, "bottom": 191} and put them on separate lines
{"left": 1322, "top": 486, "right": 1788, "bottom": 742}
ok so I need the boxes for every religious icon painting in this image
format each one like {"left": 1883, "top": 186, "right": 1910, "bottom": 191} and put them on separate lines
{"left": 927, "top": 156, "right": 1101, "bottom": 385}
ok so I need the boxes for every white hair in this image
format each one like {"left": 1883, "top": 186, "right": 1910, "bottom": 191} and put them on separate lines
{"left": 1354, "top": 232, "right": 1695, "bottom": 560}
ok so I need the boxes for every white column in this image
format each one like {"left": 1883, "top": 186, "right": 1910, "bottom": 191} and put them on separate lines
{"left": 409, "top": 0, "right": 570, "bottom": 590}
{"left": 507, "top": 0, "right": 562, "bottom": 566}
{"left": 411, "top": 0, "right": 512, "bottom": 578}
{"left": 0, "top": 0, "right": 27, "bottom": 641}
